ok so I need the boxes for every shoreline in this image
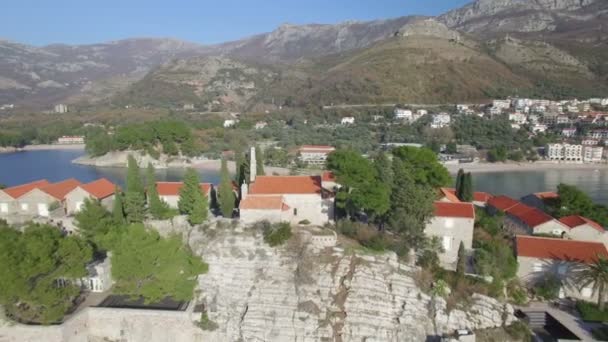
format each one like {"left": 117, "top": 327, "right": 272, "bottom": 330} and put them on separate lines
{"left": 0, "top": 144, "right": 85, "bottom": 154}
{"left": 444, "top": 161, "right": 608, "bottom": 174}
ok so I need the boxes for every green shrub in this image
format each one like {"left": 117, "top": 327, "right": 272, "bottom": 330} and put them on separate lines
{"left": 577, "top": 301, "right": 608, "bottom": 322}
{"left": 592, "top": 325, "right": 608, "bottom": 341}
{"left": 504, "top": 321, "right": 533, "bottom": 341}
{"left": 263, "top": 222, "right": 292, "bottom": 247}
{"left": 298, "top": 219, "right": 311, "bottom": 225}
{"left": 534, "top": 274, "right": 561, "bottom": 300}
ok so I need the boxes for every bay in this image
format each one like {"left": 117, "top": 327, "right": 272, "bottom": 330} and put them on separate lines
{"left": 0, "top": 150, "right": 221, "bottom": 188}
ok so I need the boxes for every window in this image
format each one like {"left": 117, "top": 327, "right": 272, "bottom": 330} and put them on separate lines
{"left": 293, "top": 208, "right": 298, "bottom": 216}
{"left": 21, "top": 203, "right": 28, "bottom": 211}
{"left": 0, "top": 203, "right": 7, "bottom": 213}
{"left": 442, "top": 236, "right": 452, "bottom": 251}
{"left": 533, "top": 263, "right": 543, "bottom": 272}
{"left": 582, "top": 287, "right": 593, "bottom": 298}
{"left": 557, "top": 264, "right": 568, "bottom": 276}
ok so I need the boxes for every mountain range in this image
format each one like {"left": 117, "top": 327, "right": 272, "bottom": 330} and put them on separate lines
{"left": 1, "top": 0, "right": 607, "bottom": 110}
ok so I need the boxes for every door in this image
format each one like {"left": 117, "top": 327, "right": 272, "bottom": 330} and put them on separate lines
{"left": 0, "top": 203, "right": 7, "bottom": 213}
{"left": 37, "top": 203, "right": 49, "bottom": 217}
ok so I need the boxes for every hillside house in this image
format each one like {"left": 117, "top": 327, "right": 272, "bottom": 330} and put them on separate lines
{"left": 516, "top": 236, "right": 608, "bottom": 302}
{"left": 559, "top": 215, "right": 608, "bottom": 245}
{"left": 425, "top": 202, "right": 475, "bottom": 271}
{"left": 65, "top": 178, "right": 117, "bottom": 215}
{"left": 0, "top": 179, "right": 50, "bottom": 216}
{"left": 341, "top": 117, "right": 355, "bottom": 125}
{"left": 520, "top": 191, "right": 559, "bottom": 213}
{"left": 487, "top": 195, "right": 568, "bottom": 236}
{"left": 298, "top": 145, "right": 335, "bottom": 166}
{"left": 18, "top": 179, "right": 81, "bottom": 217}
{"left": 155, "top": 182, "right": 212, "bottom": 209}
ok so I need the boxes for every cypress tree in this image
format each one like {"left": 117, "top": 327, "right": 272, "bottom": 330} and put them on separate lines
{"left": 219, "top": 158, "right": 236, "bottom": 217}
{"left": 255, "top": 146, "right": 265, "bottom": 176}
{"left": 455, "top": 168, "right": 464, "bottom": 200}
{"left": 457, "top": 241, "right": 466, "bottom": 276}
{"left": 146, "top": 163, "right": 168, "bottom": 219}
{"left": 462, "top": 173, "right": 474, "bottom": 202}
{"left": 112, "top": 187, "right": 125, "bottom": 224}
{"left": 188, "top": 189, "right": 207, "bottom": 225}
{"left": 124, "top": 155, "right": 145, "bottom": 223}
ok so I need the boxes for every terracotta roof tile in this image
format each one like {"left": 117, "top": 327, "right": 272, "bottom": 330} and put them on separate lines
{"left": 439, "top": 188, "right": 461, "bottom": 203}
{"left": 239, "top": 195, "right": 290, "bottom": 211}
{"left": 534, "top": 191, "right": 559, "bottom": 200}
{"left": 322, "top": 171, "right": 336, "bottom": 182}
{"left": 41, "top": 179, "right": 82, "bottom": 200}
{"left": 2, "top": 179, "right": 50, "bottom": 199}
{"left": 488, "top": 195, "right": 520, "bottom": 212}
{"left": 559, "top": 215, "right": 605, "bottom": 232}
{"left": 434, "top": 201, "right": 475, "bottom": 219}
{"left": 473, "top": 192, "right": 493, "bottom": 203}
{"left": 516, "top": 235, "right": 608, "bottom": 264}
{"left": 80, "top": 178, "right": 116, "bottom": 199}
{"left": 249, "top": 176, "right": 322, "bottom": 195}
{"left": 155, "top": 182, "right": 211, "bottom": 196}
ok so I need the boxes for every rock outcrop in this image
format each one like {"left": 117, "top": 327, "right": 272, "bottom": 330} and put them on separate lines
{"left": 190, "top": 224, "right": 515, "bottom": 341}
{"left": 398, "top": 19, "right": 461, "bottom": 41}
{"left": 71, "top": 150, "right": 194, "bottom": 169}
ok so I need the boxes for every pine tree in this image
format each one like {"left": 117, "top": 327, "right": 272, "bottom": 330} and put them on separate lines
{"left": 188, "top": 189, "right": 208, "bottom": 225}
{"left": 112, "top": 187, "right": 125, "bottom": 224}
{"left": 255, "top": 146, "right": 265, "bottom": 176}
{"left": 177, "top": 168, "right": 209, "bottom": 218}
{"left": 124, "top": 155, "right": 145, "bottom": 223}
{"left": 146, "top": 163, "right": 168, "bottom": 219}
{"left": 457, "top": 242, "right": 466, "bottom": 276}
{"left": 219, "top": 158, "right": 236, "bottom": 217}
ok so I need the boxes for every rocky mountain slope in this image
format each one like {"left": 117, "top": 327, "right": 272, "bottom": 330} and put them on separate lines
{"left": 0, "top": 38, "right": 207, "bottom": 107}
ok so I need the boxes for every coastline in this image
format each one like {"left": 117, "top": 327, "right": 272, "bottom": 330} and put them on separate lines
{"left": 0, "top": 144, "right": 85, "bottom": 154}
{"left": 191, "top": 159, "right": 291, "bottom": 175}
{"left": 444, "top": 161, "right": 608, "bottom": 174}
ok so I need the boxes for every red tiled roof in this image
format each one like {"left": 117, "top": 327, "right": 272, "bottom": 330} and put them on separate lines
{"left": 322, "top": 171, "right": 336, "bottom": 182}
{"left": 80, "top": 178, "right": 116, "bottom": 199}
{"left": 559, "top": 215, "right": 605, "bottom": 232}
{"left": 439, "top": 188, "right": 461, "bottom": 203}
{"left": 239, "top": 195, "right": 290, "bottom": 211}
{"left": 41, "top": 179, "right": 82, "bottom": 200}
{"left": 488, "top": 195, "right": 520, "bottom": 212}
{"left": 505, "top": 202, "right": 556, "bottom": 228}
{"left": 249, "top": 176, "right": 322, "bottom": 195}
{"left": 434, "top": 201, "right": 475, "bottom": 219}
{"left": 2, "top": 179, "right": 50, "bottom": 199}
{"left": 156, "top": 182, "right": 212, "bottom": 196}
{"left": 473, "top": 192, "right": 493, "bottom": 203}
{"left": 516, "top": 235, "right": 608, "bottom": 264}
{"left": 534, "top": 191, "right": 559, "bottom": 200}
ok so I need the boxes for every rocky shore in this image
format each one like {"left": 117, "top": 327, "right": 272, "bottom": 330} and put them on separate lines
{"left": 0, "top": 144, "right": 85, "bottom": 154}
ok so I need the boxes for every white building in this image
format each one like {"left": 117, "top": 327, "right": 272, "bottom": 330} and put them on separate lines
{"left": 561, "top": 127, "right": 577, "bottom": 137}
{"left": 155, "top": 182, "right": 212, "bottom": 209}
{"left": 588, "top": 129, "right": 608, "bottom": 140}
{"left": 57, "top": 136, "right": 85, "bottom": 144}
{"left": 546, "top": 143, "right": 583, "bottom": 162}
{"left": 223, "top": 119, "right": 237, "bottom": 128}
{"left": 424, "top": 202, "right": 475, "bottom": 271}
{"left": 254, "top": 121, "right": 268, "bottom": 130}
{"left": 556, "top": 115, "right": 570, "bottom": 124}
{"left": 394, "top": 108, "right": 412, "bottom": 120}
{"left": 54, "top": 104, "right": 68, "bottom": 113}
{"left": 430, "top": 113, "right": 451, "bottom": 129}
{"left": 58, "top": 253, "right": 114, "bottom": 293}
{"left": 298, "top": 145, "right": 335, "bottom": 166}
{"left": 456, "top": 104, "right": 469, "bottom": 112}
{"left": 492, "top": 99, "right": 511, "bottom": 110}
{"left": 508, "top": 113, "right": 527, "bottom": 125}
{"left": 583, "top": 146, "right": 604, "bottom": 163}
{"left": 532, "top": 124, "right": 547, "bottom": 133}
{"left": 341, "top": 117, "right": 355, "bottom": 125}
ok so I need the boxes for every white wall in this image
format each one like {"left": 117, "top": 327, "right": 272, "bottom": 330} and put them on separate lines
{"left": 424, "top": 216, "right": 474, "bottom": 270}
{"left": 283, "top": 194, "right": 330, "bottom": 226}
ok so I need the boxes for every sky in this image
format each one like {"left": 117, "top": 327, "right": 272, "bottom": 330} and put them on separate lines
{"left": 1, "top": 0, "right": 471, "bottom": 46}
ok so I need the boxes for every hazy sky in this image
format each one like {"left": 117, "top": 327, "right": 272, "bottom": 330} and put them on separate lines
{"left": 1, "top": 0, "right": 471, "bottom": 46}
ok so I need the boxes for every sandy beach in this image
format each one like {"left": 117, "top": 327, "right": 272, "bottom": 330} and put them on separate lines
{"left": 192, "top": 159, "right": 291, "bottom": 175}
{"left": 0, "top": 144, "right": 85, "bottom": 154}
{"left": 444, "top": 161, "right": 608, "bottom": 174}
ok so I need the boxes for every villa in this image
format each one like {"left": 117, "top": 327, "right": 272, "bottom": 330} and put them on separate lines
{"left": 0, "top": 179, "right": 50, "bottom": 216}
{"left": 559, "top": 215, "right": 608, "bottom": 245}
{"left": 17, "top": 179, "right": 81, "bottom": 217}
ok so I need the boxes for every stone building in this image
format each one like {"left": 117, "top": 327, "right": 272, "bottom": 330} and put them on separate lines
{"left": 17, "top": 179, "right": 81, "bottom": 217}
{"left": 297, "top": 145, "right": 335, "bottom": 166}
{"left": 516, "top": 235, "right": 608, "bottom": 302}
{"left": 425, "top": 202, "right": 475, "bottom": 271}
{"left": 487, "top": 195, "right": 567, "bottom": 236}
{"left": 155, "top": 182, "right": 212, "bottom": 209}
{"left": 65, "top": 178, "right": 117, "bottom": 215}
{"left": 559, "top": 215, "right": 608, "bottom": 245}
{"left": 0, "top": 179, "right": 50, "bottom": 216}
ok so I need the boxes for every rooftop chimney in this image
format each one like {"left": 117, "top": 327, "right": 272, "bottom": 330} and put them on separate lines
{"left": 249, "top": 146, "right": 256, "bottom": 183}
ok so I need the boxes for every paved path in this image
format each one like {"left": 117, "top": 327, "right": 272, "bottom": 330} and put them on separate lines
{"left": 519, "top": 302, "right": 596, "bottom": 341}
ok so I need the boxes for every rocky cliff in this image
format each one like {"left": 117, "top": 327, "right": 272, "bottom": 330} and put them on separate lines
{"left": 190, "top": 223, "right": 516, "bottom": 341}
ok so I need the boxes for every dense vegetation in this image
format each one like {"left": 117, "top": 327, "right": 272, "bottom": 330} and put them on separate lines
{"left": 0, "top": 221, "right": 93, "bottom": 324}
{"left": 553, "top": 184, "right": 608, "bottom": 227}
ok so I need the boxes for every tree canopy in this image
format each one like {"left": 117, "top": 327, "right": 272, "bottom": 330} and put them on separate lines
{"left": 391, "top": 146, "right": 451, "bottom": 188}
{"left": 218, "top": 158, "right": 236, "bottom": 218}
